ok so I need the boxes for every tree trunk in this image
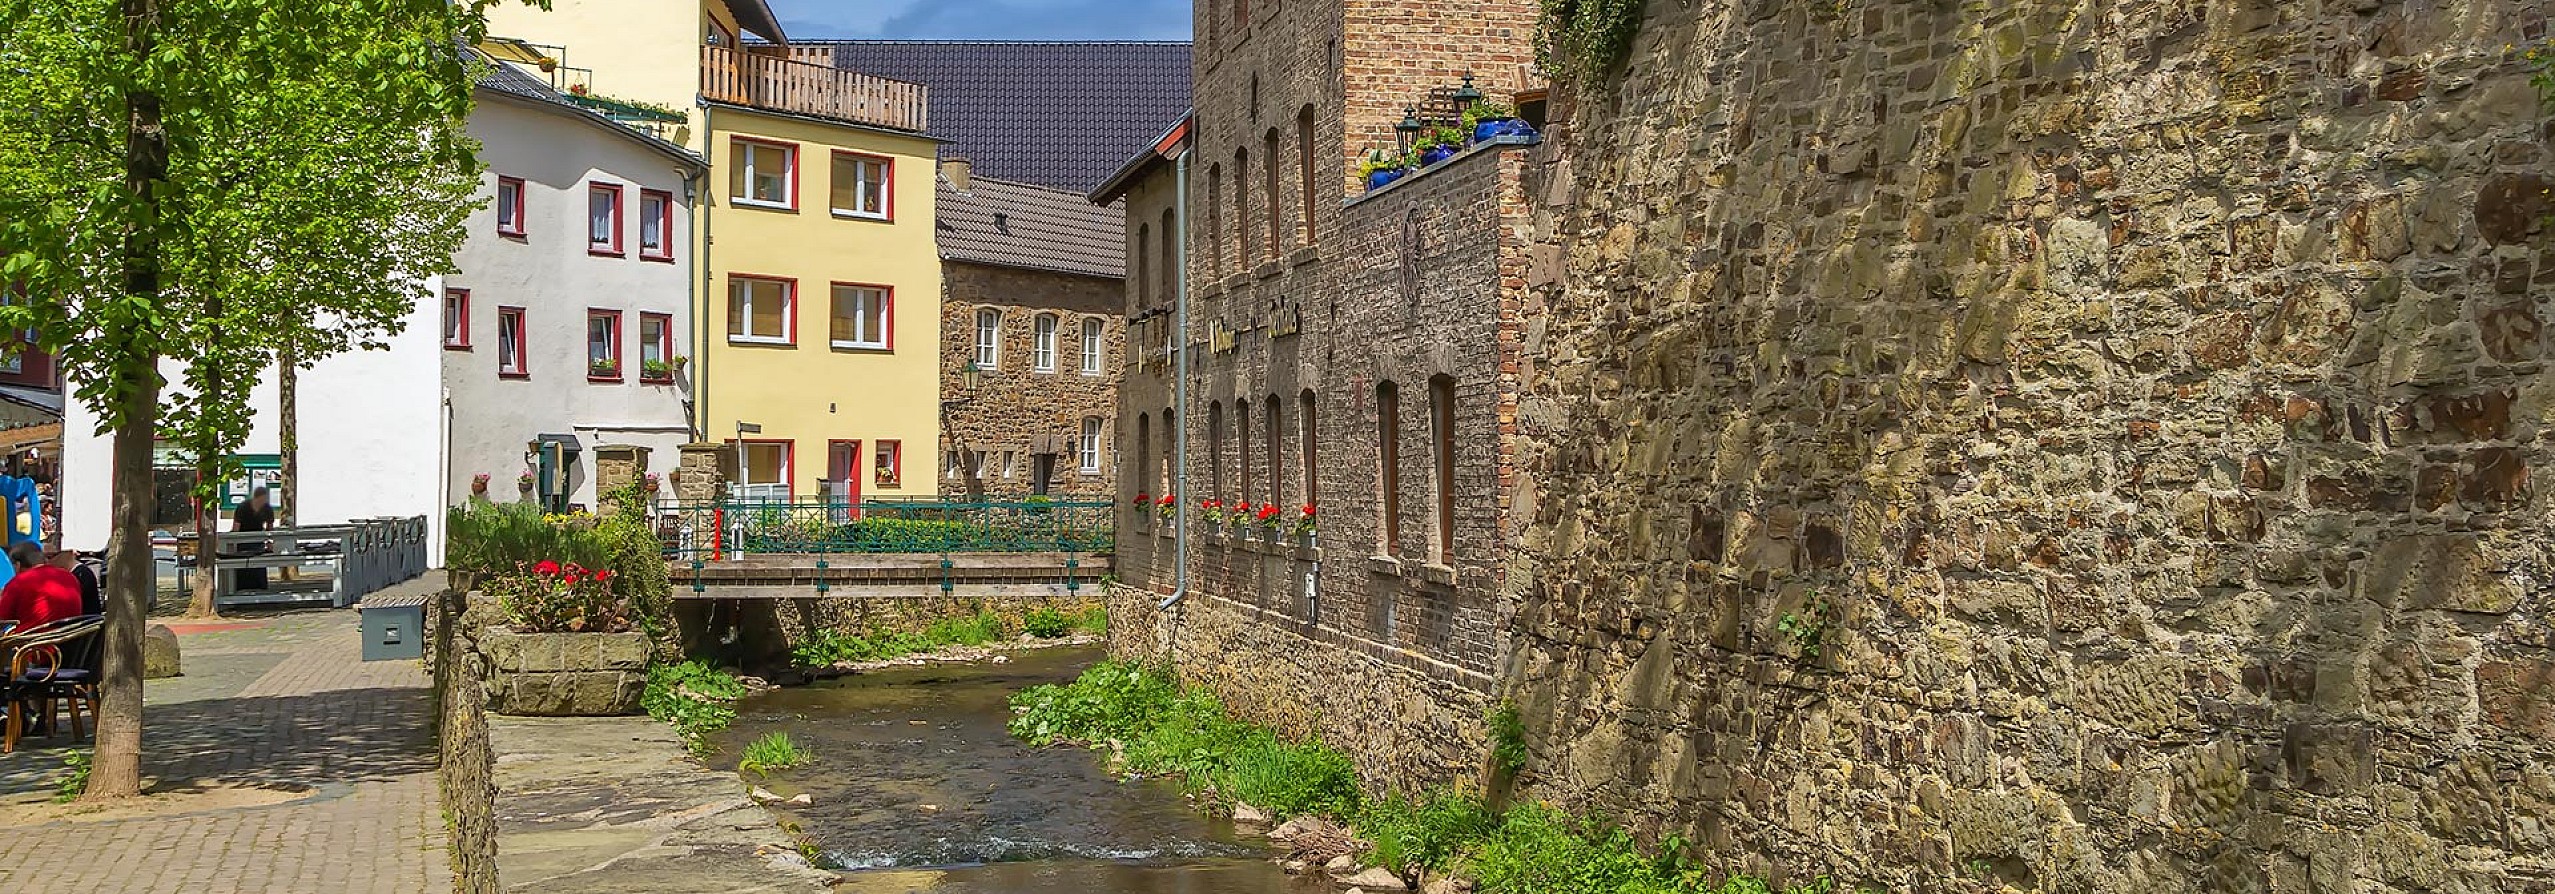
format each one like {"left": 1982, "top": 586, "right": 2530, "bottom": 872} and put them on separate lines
{"left": 91, "top": 0, "right": 165, "bottom": 801}
{"left": 185, "top": 327, "right": 222, "bottom": 619}
{"left": 278, "top": 345, "right": 296, "bottom": 528}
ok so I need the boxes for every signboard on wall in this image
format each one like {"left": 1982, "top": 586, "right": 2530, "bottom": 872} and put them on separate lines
{"left": 219, "top": 454, "right": 283, "bottom": 511}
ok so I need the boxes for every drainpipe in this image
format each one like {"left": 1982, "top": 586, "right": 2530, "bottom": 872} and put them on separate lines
{"left": 695, "top": 100, "right": 715, "bottom": 445}
{"left": 1161, "top": 144, "right": 1192, "bottom": 612}
{"left": 681, "top": 160, "right": 704, "bottom": 443}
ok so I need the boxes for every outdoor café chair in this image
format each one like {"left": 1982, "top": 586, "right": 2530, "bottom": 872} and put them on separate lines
{"left": 1, "top": 613, "right": 104, "bottom": 753}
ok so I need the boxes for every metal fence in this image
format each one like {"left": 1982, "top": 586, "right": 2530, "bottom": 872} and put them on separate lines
{"left": 658, "top": 498, "right": 1114, "bottom": 559}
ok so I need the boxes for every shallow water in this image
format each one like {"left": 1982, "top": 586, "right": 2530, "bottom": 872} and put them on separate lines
{"left": 718, "top": 646, "right": 1324, "bottom": 894}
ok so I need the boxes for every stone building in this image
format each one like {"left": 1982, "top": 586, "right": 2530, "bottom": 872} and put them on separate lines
{"left": 936, "top": 163, "right": 1127, "bottom": 499}
{"left": 1093, "top": 0, "right": 1549, "bottom": 789}
{"left": 1505, "top": 0, "right": 2555, "bottom": 891}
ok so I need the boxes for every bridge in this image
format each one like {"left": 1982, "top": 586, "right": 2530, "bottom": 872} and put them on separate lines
{"left": 659, "top": 499, "right": 1114, "bottom": 600}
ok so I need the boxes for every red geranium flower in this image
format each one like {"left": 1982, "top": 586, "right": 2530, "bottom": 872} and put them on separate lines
{"left": 1157, "top": 495, "right": 1174, "bottom": 507}
{"left": 1300, "top": 504, "right": 1315, "bottom": 517}
{"left": 533, "top": 560, "right": 560, "bottom": 576}
{"left": 595, "top": 569, "right": 614, "bottom": 582}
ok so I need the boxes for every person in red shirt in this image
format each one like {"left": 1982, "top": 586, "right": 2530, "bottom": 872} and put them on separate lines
{"left": 0, "top": 543, "right": 82, "bottom": 632}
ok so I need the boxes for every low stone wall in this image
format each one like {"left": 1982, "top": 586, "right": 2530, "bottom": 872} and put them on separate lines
{"left": 430, "top": 587, "right": 502, "bottom": 894}
{"left": 715, "top": 585, "right": 1107, "bottom": 669}
{"left": 481, "top": 630, "right": 649, "bottom": 717}
{"left": 1104, "top": 582, "right": 1494, "bottom": 795}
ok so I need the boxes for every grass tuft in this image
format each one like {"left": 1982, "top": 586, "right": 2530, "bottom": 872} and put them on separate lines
{"left": 739, "top": 731, "right": 812, "bottom": 776}
{"left": 644, "top": 660, "right": 745, "bottom": 756}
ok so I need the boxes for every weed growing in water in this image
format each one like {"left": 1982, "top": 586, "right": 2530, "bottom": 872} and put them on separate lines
{"left": 644, "top": 660, "right": 745, "bottom": 755}
{"left": 739, "top": 731, "right": 812, "bottom": 776}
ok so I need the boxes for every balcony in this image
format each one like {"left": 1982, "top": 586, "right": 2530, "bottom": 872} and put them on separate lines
{"left": 701, "top": 45, "right": 928, "bottom": 133}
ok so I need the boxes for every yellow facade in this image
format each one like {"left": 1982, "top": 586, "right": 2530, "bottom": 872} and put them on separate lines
{"left": 701, "top": 107, "right": 943, "bottom": 499}
{"left": 477, "top": 0, "right": 946, "bottom": 500}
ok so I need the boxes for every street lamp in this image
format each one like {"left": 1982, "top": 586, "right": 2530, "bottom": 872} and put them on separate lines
{"left": 1395, "top": 107, "right": 1424, "bottom": 154}
{"left": 1451, "top": 72, "right": 1482, "bottom": 108}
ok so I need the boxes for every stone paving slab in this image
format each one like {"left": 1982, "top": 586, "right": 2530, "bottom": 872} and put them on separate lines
{"left": 0, "top": 575, "right": 452, "bottom": 894}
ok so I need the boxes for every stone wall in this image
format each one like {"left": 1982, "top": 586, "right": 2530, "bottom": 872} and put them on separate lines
{"left": 1511, "top": 0, "right": 2555, "bottom": 890}
{"left": 942, "top": 260, "right": 1125, "bottom": 499}
{"left": 431, "top": 586, "right": 502, "bottom": 894}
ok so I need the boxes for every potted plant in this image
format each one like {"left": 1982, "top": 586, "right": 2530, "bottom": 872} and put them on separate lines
{"left": 471, "top": 472, "right": 491, "bottom": 497}
{"left": 1416, "top": 126, "right": 1466, "bottom": 166}
{"left": 1291, "top": 504, "right": 1316, "bottom": 546}
{"left": 517, "top": 470, "right": 536, "bottom": 493}
{"left": 590, "top": 357, "right": 620, "bottom": 378}
{"left": 1463, "top": 100, "right": 1536, "bottom": 143}
{"left": 640, "top": 358, "right": 676, "bottom": 381}
{"left": 1155, "top": 494, "right": 1176, "bottom": 527}
{"left": 1201, "top": 499, "right": 1225, "bottom": 535}
{"left": 640, "top": 472, "right": 661, "bottom": 495}
{"left": 1254, "top": 502, "right": 1284, "bottom": 540}
{"left": 1358, "top": 149, "right": 1409, "bottom": 192}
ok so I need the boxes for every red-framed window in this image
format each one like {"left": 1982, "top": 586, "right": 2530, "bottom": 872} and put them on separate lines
{"left": 727, "top": 274, "right": 796, "bottom": 345}
{"left": 496, "top": 306, "right": 528, "bottom": 377}
{"left": 495, "top": 176, "right": 526, "bottom": 237}
{"left": 830, "top": 150, "right": 893, "bottom": 221}
{"left": 586, "top": 309, "right": 622, "bottom": 381}
{"left": 442, "top": 288, "right": 471, "bottom": 349}
{"left": 638, "top": 189, "right": 674, "bottom": 261}
{"left": 828, "top": 282, "right": 892, "bottom": 351}
{"left": 638, "top": 312, "right": 676, "bottom": 382}
{"left": 734, "top": 439, "right": 794, "bottom": 500}
{"left": 587, "top": 182, "right": 624, "bottom": 256}
{"left": 873, "top": 440, "right": 902, "bottom": 488}
{"left": 730, "top": 137, "right": 799, "bottom": 210}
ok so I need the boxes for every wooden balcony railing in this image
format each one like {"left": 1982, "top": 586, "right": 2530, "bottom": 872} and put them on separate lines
{"left": 701, "top": 45, "right": 928, "bottom": 133}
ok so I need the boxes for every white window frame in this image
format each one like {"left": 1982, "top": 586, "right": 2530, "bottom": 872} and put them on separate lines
{"left": 1080, "top": 417, "right": 1104, "bottom": 473}
{"left": 1080, "top": 317, "right": 1105, "bottom": 375}
{"left": 736, "top": 441, "right": 791, "bottom": 502}
{"left": 1032, "top": 313, "right": 1058, "bottom": 372}
{"left": 829, "top": 284, "right": 890, "bottom": 350}
{"left": 973, "top": 308, "right": 1001, "bottom": 369}
{"left": 830, "top": 151, "right": 892, "bottom": 220}
{"left": 728, "top": 277, "right": 794, "bottom": 344}
{"left": 732, "top": 139, "right": 796, "bottom": 210}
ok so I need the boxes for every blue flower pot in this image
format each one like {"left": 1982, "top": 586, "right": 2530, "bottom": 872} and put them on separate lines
{"left": 1474, "top": 118, "right": 1539, "bottom": 143}
{"left": 1365, "top": 168, "right": 1406, "bottom": 191}
{"left": 1419, "top": 144, "right": 1459, "bottom": 166}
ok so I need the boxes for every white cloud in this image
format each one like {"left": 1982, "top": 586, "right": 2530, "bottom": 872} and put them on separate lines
{"left": 772, "top": 0, "right": 1192, "bottom": 40}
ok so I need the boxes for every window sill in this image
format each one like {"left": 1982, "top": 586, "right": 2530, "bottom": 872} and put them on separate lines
{"left": 639, "top": 375, "right": 676, "bottom": 385}
{"left": 498, "top": 371, "right": 530, "bottom": 380}
{"left": 588, "top": 245, "right": 626, "bottom": 258}
{"left": 497, "top": 229, "right": 527, "bottom": 241}
{"left": 1414, "top": 562, "right": 1457, "bottom": 587}
{"left": 1366, "top": 554, "right": 1400, "bottom": 575}
{"left": 587, "top": 374, "right": 623, "bottom": 383}
{"left": 1256, "top": 260, "right": 1282, "bottom": 280}
{"left": 830, "top": 209, "right": 891, "bottom": 223}
{"left": 873, "top": 482, "right": 903, "bottom": 490}
{"left": 732, "top": 198, "right": 797, "bottom": 213}
{"left": 1289, "top": 246, "right": 1319, "bottom": 267}
{"left": 1033, "top": 366, "right": 1057, "bottom": 375}
{"left": 830, "top": 341, "right": 891, "bottom": 353}
{"left": 444, "top": 343, "right": 472, "bottom": 352}
{"left": 729, "top": 336, "right": 793, "bottom": 346}
{"left": 640, "top": 252, "right": 676, "bottom": 264}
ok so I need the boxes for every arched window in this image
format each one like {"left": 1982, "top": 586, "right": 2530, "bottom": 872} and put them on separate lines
{"left": 1032, "top": 313, "right": 1058, "bottom": 372}
{"left": 973, "top": 308, "right": 1001, "bottom": 369}
{"left": 1264, "top": 395, "right": 1282, "bottom": 507}
{"left": 1135, "top": 413, "right": 1152, "bottom": 525}
{"left": 1080, "top": 317, "right": 1106, "bottom": 374}
{"left": 1161, "top": 406, "right": 1176, "bottom": 498}
{"left": 1206, "top": 164, "right": 1224, "bottom": 278}
{"left": 1159, "top": 208, "right": 1177, "bottom": 300}
{"left": 1234, "top": 146, "right": 1254, "bottom": 269}
{"left": 1298, "top": 389, "right": 1318, "bottom": 512}
{"left": 1429, "top": 375, "right": 1456, "bottom": 564}
{"left": 1264, "top": 128, "right": 1285, "bottom": 257}
{"left": 1208, "top": 400, "right": 1226, "bottom": 502}
{"left": 1237, "top": 397, "right": 1254, "bottom": 506}
{"left": 1135, "top": 222, "right": 1151, "bottom": 309}
{"left": 1297, "top": 106, "right": 1318, "bottom": 245}
{"left": 1080, "top": 416, "right": 1105, "bottom": 474}
{"left": 1376, "top": 380, "right": 1399, "bottom": 555}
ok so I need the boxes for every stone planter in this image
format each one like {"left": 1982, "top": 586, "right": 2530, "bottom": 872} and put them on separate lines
{"left": 478, "top": 628, "right": 649, "bottom": 716}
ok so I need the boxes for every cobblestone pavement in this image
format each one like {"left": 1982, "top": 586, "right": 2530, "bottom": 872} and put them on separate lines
{"left": 0, "top": 575, "right": 450, "bottom": 894}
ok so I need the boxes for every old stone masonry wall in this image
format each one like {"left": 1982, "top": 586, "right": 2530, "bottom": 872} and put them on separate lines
{"left": 1513, "top": 0, "right": 2555, "bottom": 892}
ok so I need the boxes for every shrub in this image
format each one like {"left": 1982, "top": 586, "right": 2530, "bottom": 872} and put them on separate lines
{"left": 739, "top": 731, "right": 811, "bottom": 776}
{"left": 1536, "top": 0, "right": 1644, "bottom": 83}
{"left": 487, "top": 559, "right": 631, "bottom": 633}
{"left": 1360, "top": 789, "right": 1499, "bottom": 880}
{"left": 1022, "top": 606, "right": 1071, "bottom": 638}
{"left": 450, "top": 501, "right": 671, "bottom": 637}
{"left": 1008, "top": 662, "right": 1360, "bottom": 819}
{"left": 644, "top": 660, "right": 744, "bottom": 754}
{"left": 789, "top": 609, "right": 1015, "bottom": 667}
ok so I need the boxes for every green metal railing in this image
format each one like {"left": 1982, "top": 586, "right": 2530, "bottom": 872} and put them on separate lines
{"left": 658, "top": 498, "right": 1115, "bottom": 559}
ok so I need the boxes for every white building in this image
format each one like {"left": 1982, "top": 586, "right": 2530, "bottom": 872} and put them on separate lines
{"left": 60, "top": 55, "right": 702, "bottom": 565}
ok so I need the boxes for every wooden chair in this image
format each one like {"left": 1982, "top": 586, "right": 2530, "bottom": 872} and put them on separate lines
{"left": 1, "top": 614, "right": 103, "bottom": 753}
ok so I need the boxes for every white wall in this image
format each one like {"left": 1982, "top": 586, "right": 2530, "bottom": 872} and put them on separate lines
{"left": 62, "top": 88, "right": 698, "bottom": 567}
{"left": 446, "top": 96, "right": 697, "bottom": 513}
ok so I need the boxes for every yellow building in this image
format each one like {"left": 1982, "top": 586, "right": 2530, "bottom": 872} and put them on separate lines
{"left": 483, "top": 0, "right": 945, "bottom": 500}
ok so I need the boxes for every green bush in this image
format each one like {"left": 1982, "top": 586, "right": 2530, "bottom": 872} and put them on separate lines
{"left": 790, "top": 609, "right": 1015, "bottom": 667}
{"left": 739, "top": 731, "right": 812, "bottom": 776}
{"left": 1535, "top": 0, "right": 1645, "bottom": 83}
{"left": 449, "top": 501, "right": 672, "bottom": 637}
{"left": 1008, "top": 662, "right": 1359, "bottom": 819}
{"left": 644, "top": 660, "right": 744, "bottom": 754}
{"left": 1023, "top": 606, "right": 1071, "bottom": 638}
{"left": 1360, "top": 789, "right": 1498, "bottom": 879}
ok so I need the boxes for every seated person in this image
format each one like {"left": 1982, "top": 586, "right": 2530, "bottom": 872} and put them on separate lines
{"left": 0, "top": 542, "right": 83, "bottom": 632}
{"left": 55, "top": 549, "right": 101, "bottom": 617}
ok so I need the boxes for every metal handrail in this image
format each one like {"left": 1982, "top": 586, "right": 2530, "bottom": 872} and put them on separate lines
{"left": 659, "top": 498, "right": 1115, "bottom": 558}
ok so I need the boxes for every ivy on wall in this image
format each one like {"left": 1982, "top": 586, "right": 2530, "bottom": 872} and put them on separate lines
{"left": 1535, "top": 0, "right": 1645, "bottom": 83}
{"left": 2531, "top": 40, "right": 2555, "bottom": 111}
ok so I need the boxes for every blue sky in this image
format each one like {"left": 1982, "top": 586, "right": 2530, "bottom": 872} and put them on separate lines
{"left": 766, "top": 0, "right": 1192, "bottom": 41}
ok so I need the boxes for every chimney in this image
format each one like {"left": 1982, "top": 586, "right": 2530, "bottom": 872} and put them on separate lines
{"left": 940, "top": 157, "right": 972, "bottom": 192}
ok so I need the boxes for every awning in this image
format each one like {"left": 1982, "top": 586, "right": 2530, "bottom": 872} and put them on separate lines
{"left": 535, "top": 433, "right": 584, "bottom": 453}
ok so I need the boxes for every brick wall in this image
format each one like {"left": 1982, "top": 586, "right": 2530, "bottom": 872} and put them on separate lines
{"left": 1512, "top": 0, "right": 2555, "bottom": 889}
{"left": 940, "top": 260, "right": 1124, "bottom": 498}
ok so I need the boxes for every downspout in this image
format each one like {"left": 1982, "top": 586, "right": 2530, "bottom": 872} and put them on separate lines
{"left": 1161, "top": 144, "right": 1192, "bottom": 611}
{"left": 695, "top": 101, "right": 715, "bottom": 445}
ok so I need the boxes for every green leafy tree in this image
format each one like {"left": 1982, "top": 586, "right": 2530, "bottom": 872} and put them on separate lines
{"left": 0, "top": 0, "right": 534, "bottom": 799}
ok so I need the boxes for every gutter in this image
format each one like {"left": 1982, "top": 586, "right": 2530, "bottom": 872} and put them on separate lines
{"left": 1161, "top": 143, "right": 1191, "bottom": 612}
{"left": 694, "top": 100, "right": 714, "bottom": 443}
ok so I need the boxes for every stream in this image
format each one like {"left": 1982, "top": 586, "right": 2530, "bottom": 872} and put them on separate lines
{"left": 715, "top": 646, "right": 1327, "bottom": 894}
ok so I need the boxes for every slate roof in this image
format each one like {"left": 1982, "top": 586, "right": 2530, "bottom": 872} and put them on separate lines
{"left": 808, "top": 41, "right": 1192, "bottom": 195}
{"left": 472, "top": 56, "right": 705, "bottom": 170}
{"left": 937, "top": 174, "right": 1125, "bottom": 280}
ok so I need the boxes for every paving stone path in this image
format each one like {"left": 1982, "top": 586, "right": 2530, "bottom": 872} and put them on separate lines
{"left": 0, "top": 576, "right": 450, "bottom": 894}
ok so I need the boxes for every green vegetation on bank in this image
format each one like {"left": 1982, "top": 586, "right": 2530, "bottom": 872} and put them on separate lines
{"left": 739, "top": 732, "right": 812, "bottom": 776}
{"left": 1009, "top": 662, "right": 1831, "bottom": 894}
{"left": 643, "top": 660, "right": 745, "bottom": 755}
{"left": 789, "top": 605, "right": 1105, "bottom": 668}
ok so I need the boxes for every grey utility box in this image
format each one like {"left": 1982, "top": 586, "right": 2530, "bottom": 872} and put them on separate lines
{"left": 360, "top": 592, "right": 428, "bottom": 662}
